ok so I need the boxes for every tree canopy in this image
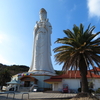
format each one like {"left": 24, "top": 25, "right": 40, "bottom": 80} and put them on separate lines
{"left": 54, "top": 24, "right": 100, "bottom": 94}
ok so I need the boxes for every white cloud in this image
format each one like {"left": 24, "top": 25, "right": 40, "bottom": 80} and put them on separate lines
{"left": 0, "top": 55, "right": 11, "bottom": 65}
{"left": 87, "top": 0, "right": 100, "bottom": 18}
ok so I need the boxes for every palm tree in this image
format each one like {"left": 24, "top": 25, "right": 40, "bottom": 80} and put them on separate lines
{"left": 54, "top": 24, "right": 100, "bottom": 93}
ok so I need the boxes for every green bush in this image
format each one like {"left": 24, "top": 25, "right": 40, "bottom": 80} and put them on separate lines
{"left": 96, "top": 88, "right": 100, "bottom": 93}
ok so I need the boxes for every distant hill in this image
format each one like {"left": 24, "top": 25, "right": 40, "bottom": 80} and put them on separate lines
{"left": 0, "top": 63, "right": 29, "bottom": 76}
{"left": 0, "top": 63, "right": 63, "bottom": 76}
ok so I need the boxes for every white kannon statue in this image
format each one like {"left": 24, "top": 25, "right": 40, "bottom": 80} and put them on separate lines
{"left": 29, "top": 8, "right": 55, "bottom": 75}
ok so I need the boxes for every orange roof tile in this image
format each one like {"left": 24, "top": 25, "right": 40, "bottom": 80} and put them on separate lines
{"left": 44, "top": 79, "right": 62, "bottom": 82}
{"left": 90, "top": 67, "right": 100, "bottom": 71}
{"left": 44, "top": 68, "right": 100, "bottom": 83}
{"left": 59, "top": 71, "right": 100, "bottom": 79}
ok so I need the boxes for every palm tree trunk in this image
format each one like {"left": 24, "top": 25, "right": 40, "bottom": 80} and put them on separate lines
{"left": 79, "top": 55, "right": 89, "bottom": 93}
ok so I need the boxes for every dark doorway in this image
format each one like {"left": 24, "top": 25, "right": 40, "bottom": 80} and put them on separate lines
{"left": 24, "top": 81, "right": 30, "bottom": 87}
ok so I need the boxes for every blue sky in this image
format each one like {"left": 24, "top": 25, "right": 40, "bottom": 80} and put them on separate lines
{"left": 0, "top": 0, "right": 100, "bottom": 70}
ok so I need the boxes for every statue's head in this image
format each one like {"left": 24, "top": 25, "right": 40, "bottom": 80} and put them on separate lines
{"left": 39, "top": 8, "right": 47, "bottom": 21}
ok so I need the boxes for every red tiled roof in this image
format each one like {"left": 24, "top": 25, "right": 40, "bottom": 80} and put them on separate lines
{"left": 59, "top": 71, "right": 100, "bottom": 79}
{"left": 44, "top": 67, "right": 100, "bottom": 83}
{"left": 90, "top": 67, "right": 100, "bottom": 71}
{"left": 44, "top": 79, "right": 62, "bottom": 82}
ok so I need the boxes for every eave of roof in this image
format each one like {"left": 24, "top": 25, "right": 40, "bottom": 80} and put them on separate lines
{"left": 44, "top": 79, "right": 62, "bottom": 84}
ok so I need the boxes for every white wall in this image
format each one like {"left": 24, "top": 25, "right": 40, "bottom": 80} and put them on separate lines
{"left": 52, "top": 79, "right": 80, "bottom": 92}
{"left": 87, "top": 78, "right": 100, "bottom": 90}
{"left": 93, "top": 79, "right": 100, "bottom": 90}
{"left": 52, "top": 78, "right": 100, "bottom": 92}
{"left": 62, "top": 79, "right": 80, "bottom": 90}
{"left": 52, "top": 82, "right": 62, "bottom": 91}
{"left": 58, "top": 82, "right": 63, "bottom": 91}
{"left": 34, "top": 76, "right": 52, "bottom": 89}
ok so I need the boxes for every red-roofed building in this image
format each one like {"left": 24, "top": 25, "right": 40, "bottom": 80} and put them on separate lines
{"left": 90, "top": 67, "right": 100, "bottom": 72}
{"left": 44, "top": 67, "right": 100, "bottom": 92}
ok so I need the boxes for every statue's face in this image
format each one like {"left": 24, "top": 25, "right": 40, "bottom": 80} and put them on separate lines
{"left": 40, "top": 13, "right": 47, "bottom": 21}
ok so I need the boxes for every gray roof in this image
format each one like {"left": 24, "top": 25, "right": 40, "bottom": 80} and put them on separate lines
{"left": 7, "top": 80, "right": 20, "bottom": 84}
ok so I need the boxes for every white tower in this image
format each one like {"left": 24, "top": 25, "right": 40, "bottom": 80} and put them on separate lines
{"left": 29, "top": 8, "right": 55, "bottom": 75}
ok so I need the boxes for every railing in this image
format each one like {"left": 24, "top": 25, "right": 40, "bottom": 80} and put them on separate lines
{"left": 0, "top": 92, "right": 29, "bottom": 100}
{"left": 22, "top": 92, "right": 29, "bottom": 99}
{"left": 7, "top": 91, "right": 15, "bottom": 99}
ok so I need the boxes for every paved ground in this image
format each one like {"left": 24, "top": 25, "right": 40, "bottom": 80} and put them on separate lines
{"left": 0, "top": 92, "right": 76, "bottom": 100}
{"left": 0, "top": 92, "right": 100, "bottom": 100}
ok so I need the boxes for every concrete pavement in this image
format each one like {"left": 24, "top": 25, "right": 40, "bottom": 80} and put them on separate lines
{"left": 0, "top": 92, "right": 76, "bottom": 100}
